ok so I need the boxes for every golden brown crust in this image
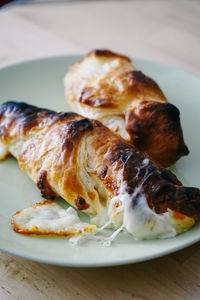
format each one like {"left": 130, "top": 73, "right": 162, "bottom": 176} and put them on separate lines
{"left": 37, "top": 170, "right": 57, "bottom": 199}
{"left": 19, "top": 115, "right": 95, "bottom": 213}
{"left": 86, "top": 49, "right": 131, "bottom": 62}
{"left": 78, "top": 70, "right": 167, "bottom": 110}
{"left": 64, "top": 49, "right": 189, "bottom": 167}
{"left": 79, "top": 87, "right": 117, "bottom": 108}
{"left": 125, "top": 101, "right": 189, "bottom": 166}
{"left": 1, "top": 101, "right": 200, "bottom": 220}
{"left": 123, "top": 70, "right": 166, "bottom": 102}
{"left": 0, "top": 101, "right": 77, "bottom": 141}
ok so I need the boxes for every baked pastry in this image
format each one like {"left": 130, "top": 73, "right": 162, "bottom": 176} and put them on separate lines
{"left": 64, "top": 49, "right": 189, "bottom": 167}
{"left": 0, "top": 101, "right": 200, "bottom": 239}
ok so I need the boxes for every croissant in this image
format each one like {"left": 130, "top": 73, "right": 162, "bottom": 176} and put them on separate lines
{"left": 64, "top": 49, "right": 189, "bottom": 167}
{"left": 0, "top": 101, "right": 200, "bottom": 239}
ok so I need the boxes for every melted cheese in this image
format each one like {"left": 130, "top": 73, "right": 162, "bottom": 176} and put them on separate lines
{"left": 12, "top": 157, "right": 194, "bottom": 242}
{"left": 12, "top": 201, "right": 97, "bottom": 236}
{"left": 106, "top": 182, "right": 194, "bottom": 240}
{"left": 91, "top": 157, "right": 194, "bottom": 240}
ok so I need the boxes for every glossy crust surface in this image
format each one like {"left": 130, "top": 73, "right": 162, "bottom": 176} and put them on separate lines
{"left": 64, "top": 49, "right": 189, "bottom": 167}
{"left": 0, "top": 101, "right": 199, "bottom": 227}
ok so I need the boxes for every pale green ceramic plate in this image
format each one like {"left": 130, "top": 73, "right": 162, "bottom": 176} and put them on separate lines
{"left": 0, "top": 56, "right": 200, "bottom": 267}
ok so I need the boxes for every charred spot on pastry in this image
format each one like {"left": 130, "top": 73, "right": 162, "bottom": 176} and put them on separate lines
{"left": 178, "top": 187, "right": 200, "bottom": 219}
{"left": 125, "top": 100, "right": 189, "bottom": 166}
{"left": 162, "top": 103, "right": 180, "bottom": 122}
{"left": 0, "top": 101, "right": 57, "bottom": 136}
{"left": 159, "top": 167, "right": 181, "bottom": 186}
{"left": 65, "top": 118, "right": 94, "bottom": 139}
{"left": 123, "top": 71, "right": 166, "bottom": 100}
{"left": 0, "top": 101, "right": 55, "bottom": 119}
{"left": 75, "top": 196, "right": 90, "bottom": 210}
{"left": 150, "top": 182, "right": 176, "bottom": 200}
{"left": 108, "top": 143, "right": 142, "bottom": 165}
{"left": 60, "top": 118, "right": 94, "bottom": 152}
{"left": 86, "top": 49, "right": 131, "bottom": 62}
{"left": 37, "top": 170, "right": 57, "bottom": 199}
{"left": 142, "top": 102, "right": 181, "bottom": 130}
{"left": 79, "top": 87, "right": 116, "bottom": 108}
{"left": 51, "top": 111, "right": 78, "bottom": 124}
{"left": 126, "top": 102, "right": 178, "bottom": 138}
{"left": 147, "top": 184, "right": 176, "bottom": 214}
{"left": 129, "top": 71, "right": 149, "bottom": 83}
{"left": 97, "top": 161, "right": 119, "bottom": 194}
{"left": 79, "top": 87, "right": 95, "bottom": 103}
{"left": 127, "top": 71, "right": 160, "bottom": 89}
{"left": 98, "top": 166, "right": 108, "bottom": 179}
{"left": 157, "top": 186, "right": 200, "bottom": 219}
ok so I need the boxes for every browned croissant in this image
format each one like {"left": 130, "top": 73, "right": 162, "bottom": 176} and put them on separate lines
{"left": 64, "top": 49, "right": 189, "bottom": 167}
{"left": 0, "top": 101, "right": 199, "bottom": 239}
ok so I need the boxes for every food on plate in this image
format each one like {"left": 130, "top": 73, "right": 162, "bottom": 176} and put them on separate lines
{"left": 64, "top": 49, "right": 189, "bottom": 167}
{"left": 12, "top": 201, "right": 96, "bottom": 236}
{"left": 0, "top": 101, "right": 200, "bottom": 240}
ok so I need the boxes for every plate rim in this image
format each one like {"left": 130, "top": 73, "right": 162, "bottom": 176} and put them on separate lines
{"left": 1, "top": 233, "right": 200, "bottom": 267}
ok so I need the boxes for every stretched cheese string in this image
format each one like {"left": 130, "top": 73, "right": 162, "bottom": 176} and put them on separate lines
{"left": 69, "top": 224, "right": 124, "bottom": 247}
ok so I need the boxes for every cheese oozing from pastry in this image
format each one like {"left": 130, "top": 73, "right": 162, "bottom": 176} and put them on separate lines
{"left": 91, "top": 159, "right": 195, "bottom": 240}
{"left": 12, "top": 184, "right": 194, "bottom": 242}
{"left": 12, "top": 201, "right": 97, "bottom": 236}
{"left": 106, "top": 183, "right": 194, "bottom": 240}
{"left": 69, "top": 182, "right": 194, "bottom": 245}
{"left": 11, "top": 178, "right": 195, "bottom": 243}
{"left": 0, "top": 101, "right": 198, "bottom": 243}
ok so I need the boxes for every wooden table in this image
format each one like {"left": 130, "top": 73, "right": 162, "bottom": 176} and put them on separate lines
{"left": 1, "top": 1, "right": 200, "bottom": 299}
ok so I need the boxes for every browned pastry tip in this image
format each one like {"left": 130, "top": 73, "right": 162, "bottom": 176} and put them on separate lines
{"left": 103, "top": 142, "right": 200, "bottom": 219}
{"left": 86, "top": 49, "right": 131, "bottom": 62}
{"left": 126, "top": 101, "right": 189, "bottom": 167}
{"left": 141, "top": 167, "right": 200, "bottom": 219}
{"left": 149, "top": 185, "right": 200, "bottom": 220}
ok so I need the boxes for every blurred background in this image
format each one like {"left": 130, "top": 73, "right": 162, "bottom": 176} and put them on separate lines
{"left": 1, "top": 0, "right": 200, "bottom": 74}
